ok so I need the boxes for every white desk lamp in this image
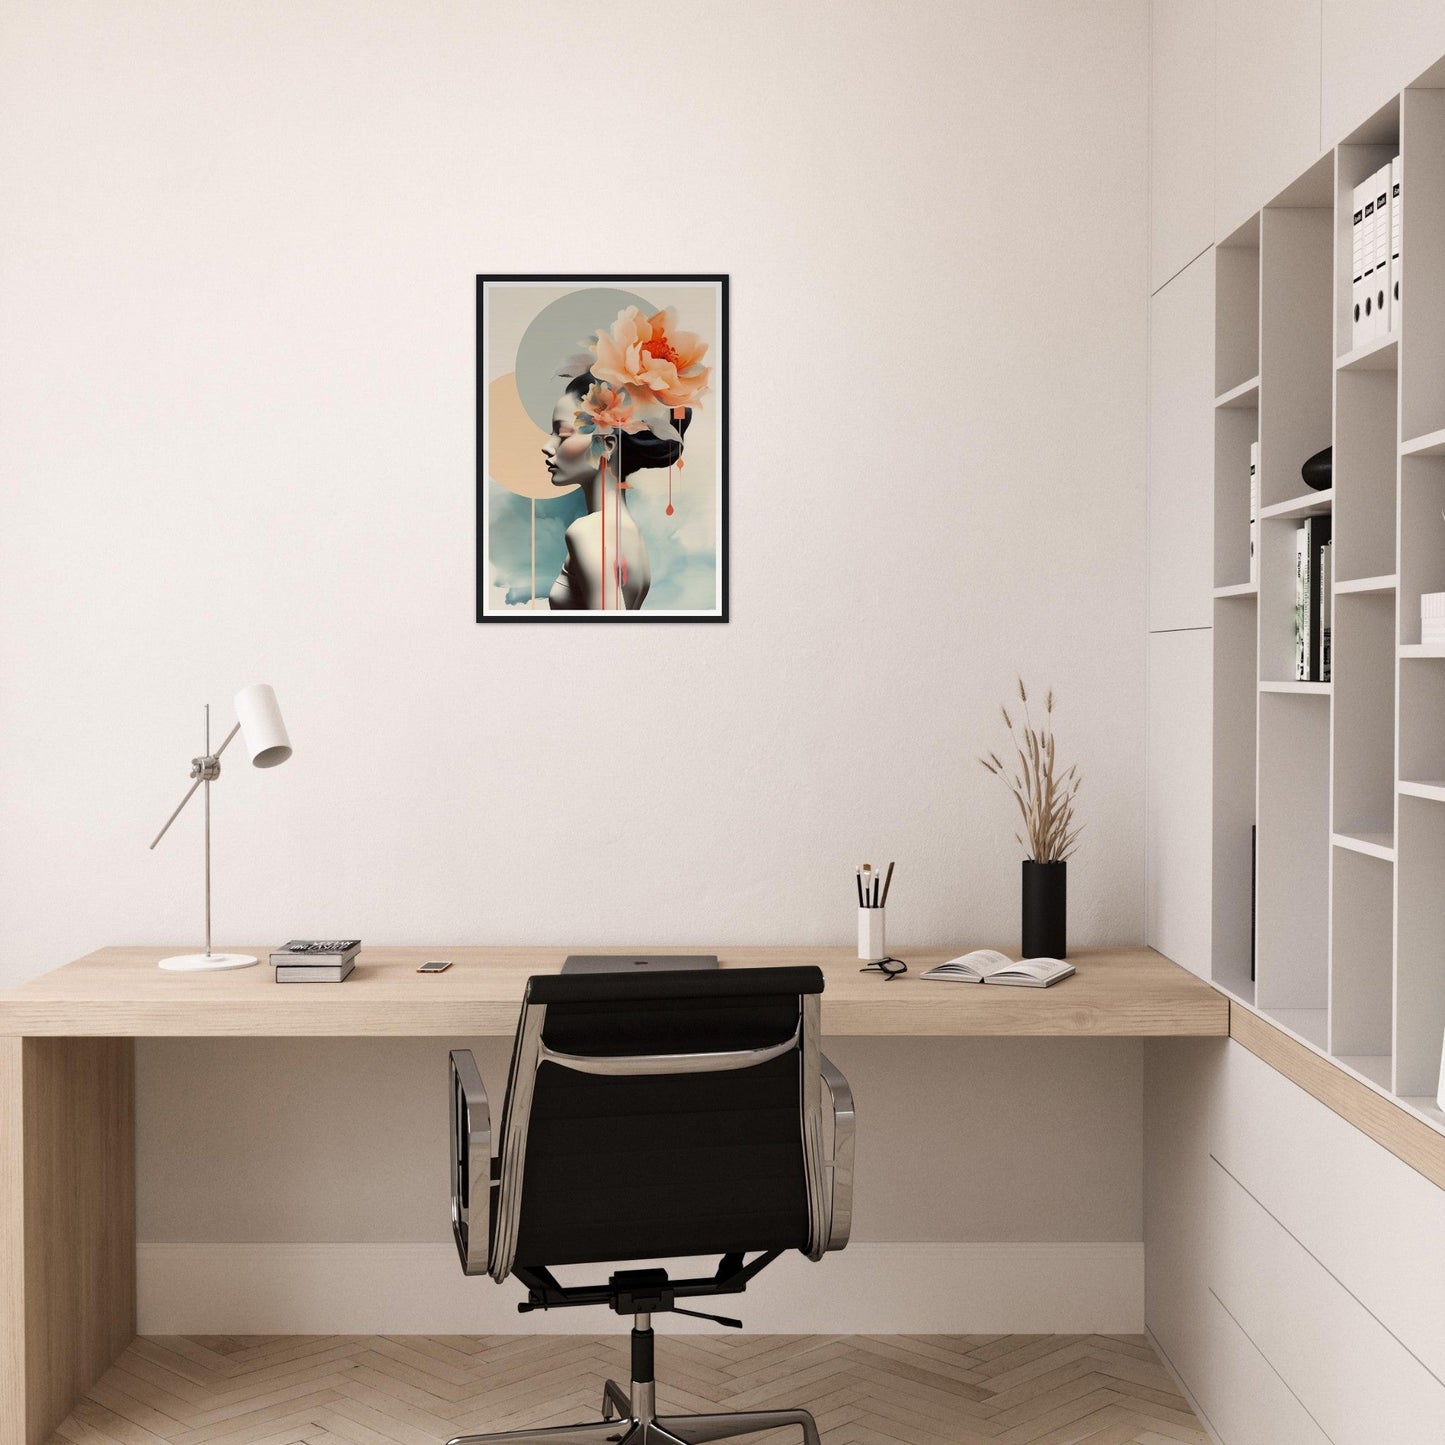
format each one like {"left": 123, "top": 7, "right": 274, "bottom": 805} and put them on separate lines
{"left": 149, "top": 683, "right": 292, "bottom": 972}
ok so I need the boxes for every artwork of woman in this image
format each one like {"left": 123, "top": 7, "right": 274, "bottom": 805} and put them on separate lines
{"left": 477, "top": 277, "right": 727, "bottom": 622}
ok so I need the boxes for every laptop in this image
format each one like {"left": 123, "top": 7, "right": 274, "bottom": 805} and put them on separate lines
{"left": 561, "top": 954, "right": 719, "bottom": 974}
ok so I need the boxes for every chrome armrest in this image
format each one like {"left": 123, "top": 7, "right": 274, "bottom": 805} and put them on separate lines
{"left": 449, "top": 1049, "right": 492, "bottom": 1276}
{"left": 819, "top": 1053, "right": 855, "bottom": 1252}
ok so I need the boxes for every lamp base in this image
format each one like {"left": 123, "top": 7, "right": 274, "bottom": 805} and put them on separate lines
{"left": 158, "top": 952, "right": 258, "bottom": 972}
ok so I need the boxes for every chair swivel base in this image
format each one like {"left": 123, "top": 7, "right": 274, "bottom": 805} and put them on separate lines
{"left": 445, "top": 1375, "right": 821, "bottom": 1445}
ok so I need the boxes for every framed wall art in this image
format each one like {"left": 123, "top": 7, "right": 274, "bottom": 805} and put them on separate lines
{"left": 476, "top": 274, "right": 728, "bottom": 622}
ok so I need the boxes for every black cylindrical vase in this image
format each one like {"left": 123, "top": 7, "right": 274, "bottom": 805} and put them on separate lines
{"left": 1021, "top": 860, "right": 1067, "bottom": 958}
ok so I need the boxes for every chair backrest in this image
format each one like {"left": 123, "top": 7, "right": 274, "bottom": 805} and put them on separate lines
{"left": 488, "top": 966, "right": 827, "bottom": 1281}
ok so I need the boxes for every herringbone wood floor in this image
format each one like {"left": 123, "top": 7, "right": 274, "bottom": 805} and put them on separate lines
{"left": 49, "top": 1334, "right": 1209, "bottom": 1445}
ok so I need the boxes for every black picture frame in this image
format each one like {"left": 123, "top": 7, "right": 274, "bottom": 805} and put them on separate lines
{"left": 475, "top": 273, "right": 729, "bottom": 623}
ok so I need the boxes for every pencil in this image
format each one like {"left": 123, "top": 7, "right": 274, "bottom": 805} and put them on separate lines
{"left": 881, "top": 860, "right": 895, "bottom": 907}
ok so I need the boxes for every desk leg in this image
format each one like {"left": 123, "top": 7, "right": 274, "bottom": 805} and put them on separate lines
{"left": 0, "top": 1037, "right": 136, "bottom": 1445}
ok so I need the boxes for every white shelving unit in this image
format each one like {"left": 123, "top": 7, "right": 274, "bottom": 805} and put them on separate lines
{"left": 1212, "top": 80, "right": 1445, "bottom": 1138}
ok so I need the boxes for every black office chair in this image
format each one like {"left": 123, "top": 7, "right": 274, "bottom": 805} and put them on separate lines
{"left": 446, "top": 965, "right": 855, "bottom": 1445}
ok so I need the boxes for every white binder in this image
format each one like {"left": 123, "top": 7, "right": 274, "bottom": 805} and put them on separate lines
{"left": 1390, "top": 154, "right": 1402, "bottom": 333}
{"left": 1372, "top": 165, "right": 1391, "bottom": 341}
{"left": 1351, "top": 179, "right": 1368, "bottom": 349}
{"left": 1361, "top": 175, "right": 1379, "bottom": 342}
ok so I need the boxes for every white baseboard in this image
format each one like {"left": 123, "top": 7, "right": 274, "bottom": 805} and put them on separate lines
{"left": 137, "top": 1242, "right": 1143, "bottom": 1335}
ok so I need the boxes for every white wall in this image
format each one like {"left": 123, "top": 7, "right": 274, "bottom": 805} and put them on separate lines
{"left": 0, "top": 0, "right": 1151, "bottom": 1319}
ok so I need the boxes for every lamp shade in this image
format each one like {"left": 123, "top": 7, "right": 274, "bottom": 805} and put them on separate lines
{"left": 233, "top": 684, "right": 292, "bottom": 768}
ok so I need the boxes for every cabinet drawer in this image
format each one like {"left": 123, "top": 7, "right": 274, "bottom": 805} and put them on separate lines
{"left": 1217, "top": 1041, "right": 1445, "bottom": 1379}
{"left": 1195, "top": 1288, "right": 1329, "bottom": 1445}
{"left": 1209, "top": 1158, "right": 1445, "bottom": 1443}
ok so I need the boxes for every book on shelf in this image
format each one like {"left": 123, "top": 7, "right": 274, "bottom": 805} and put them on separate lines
{"left": 275, "top": 957, "right": 356, "bottom": 984}
{"left": 920, "top": 950, "right": 1074, "bottom": 988}
{"left": 1320, "top": 539, "right": 1332, "bottom": 682}
{"left": 270, "top": 939, "right": 361, "bottom": 966}
{"left": 1249, "top": 441, "right": 1259, "bottom": 584}
{"left": 1295, "top": 525, "right": 1309, "bottom": 679}
{"left": 1308, "top": 517, "right": 1331, "bottom": 681}
{"left": 1293, "top": 517, "right": 1332, "bottom": 681}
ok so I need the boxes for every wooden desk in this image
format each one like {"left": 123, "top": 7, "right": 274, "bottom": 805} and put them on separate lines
{"left": 0, "top": 943, "right": 1224, "bottom": 1038}
{"left": 0, "top": 944, "right": 1223, "bottom": 1445}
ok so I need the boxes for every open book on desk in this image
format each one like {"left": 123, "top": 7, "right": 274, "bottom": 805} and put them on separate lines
{"left": 920, "top": 950, "right": 1075, "bottom": 987}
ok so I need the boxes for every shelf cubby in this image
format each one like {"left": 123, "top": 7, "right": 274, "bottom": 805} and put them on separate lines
{"left": 1398, "top": 653, "right": 1445, "bottom": 783}
{"left": 1259, "top": 185, "right": 1333, "bottom": 510}
{"left": 1331, "top": 591, "right": 1396, "bottom": 837}
{"left": 1334, "top": 370, "right": 1397, "bottom": 581}
{"left": 1398, "top": 455, "right": 1445, "bottom": 644}
{"left": 1329, "top": 848, "right": 1393, "bottom": 1066}
{"left": 1400, "top": 85, "right": 1445, "bottom": 442}
{"left": 1335, "top": 117, "right": 1399, "bottom": 363}
{"left": 1214, "top": 403, "right": 1257, "bottom": 589}
{"left": 1215, "top": 215, "right": 1260, "bottom": 398}
{"left": 1396, "top": 796, "right": 1445, "bottom": 1100}
{"left": 1255, "top": 692, "right": 1330, "bottom": 1019}
{"left": 1212, "top": 593, "right": 1259, "bottom": 1003}
{"left": 1257, "top": 506, "right": 1331, "bottom": 685}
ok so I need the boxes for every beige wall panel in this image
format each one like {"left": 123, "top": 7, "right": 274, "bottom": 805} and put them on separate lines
{"left": 1148, "top": 253, "right": 1215, "bottom": 630}
{"left": 1322, "top": 0, "right": 1445, "bottom": 143}
{"left": 1215, "top": 0, "right": 1322, "bottom": 236}
{"left": 1146, "top": 630, "right": 1213, "bottom": 978}
{"left": 1150, "top": 0, "right": 1216, "bottom": 290}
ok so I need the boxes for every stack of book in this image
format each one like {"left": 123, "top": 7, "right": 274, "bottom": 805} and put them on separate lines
{"left": 1294, "top": 517, "right": 1332, "bottom": 682}
{"left": 1423, "top": 592, "right": 1445, "bottom": 646}
{"left": 270, "top": 939, "right": 361, "bottom": 983}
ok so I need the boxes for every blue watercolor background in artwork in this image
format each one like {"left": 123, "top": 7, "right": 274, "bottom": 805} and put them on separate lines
{"left": 488, "top": 479, "right": 715, "bottom": 610}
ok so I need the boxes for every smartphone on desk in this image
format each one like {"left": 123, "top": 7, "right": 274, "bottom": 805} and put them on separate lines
{"left": 417, "top": 959, "right": 452, "bottom": 973}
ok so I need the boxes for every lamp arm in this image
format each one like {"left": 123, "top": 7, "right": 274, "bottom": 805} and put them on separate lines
{"left": 212, "top": 721, "right": 242, "bottom": 759}
{"left": 147, "top": 722, "right": 242, "bottom": 850}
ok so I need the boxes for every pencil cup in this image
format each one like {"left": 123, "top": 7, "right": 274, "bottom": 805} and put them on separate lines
{"left": 858, "top": 907, "right": 886, "bottom": 963}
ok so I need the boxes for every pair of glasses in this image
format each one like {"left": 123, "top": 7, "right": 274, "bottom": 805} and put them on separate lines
{"left": 859, "top": 957, "right": 908, "bottom": 981}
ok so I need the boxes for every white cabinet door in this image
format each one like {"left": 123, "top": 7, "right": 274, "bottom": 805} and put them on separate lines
{"left": 1149, "top": 252, "right": 1215, "bottom": 631}
{"left": 1322, "top": 0, "right": 1445, "bottom": 144}
{"left": 1151, "top": 0, "right": 1216, "bottom": 291}
{"left": 1147, "top": 629, "right": 1213, "bottom": 978}
{"left": 1215, "top": 0, "right": 1322, "bottom": 237}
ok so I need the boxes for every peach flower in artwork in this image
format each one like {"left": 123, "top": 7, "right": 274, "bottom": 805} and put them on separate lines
{"left": 574, "top": 380, "right": 646, "bottom": 458}
{"left": 590, "top": 305, "right": 711, "bottom": 410}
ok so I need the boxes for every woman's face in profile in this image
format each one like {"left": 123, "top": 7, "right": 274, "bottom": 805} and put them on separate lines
{"left": 542, "top": 394, "right": 607, "bottom": 488}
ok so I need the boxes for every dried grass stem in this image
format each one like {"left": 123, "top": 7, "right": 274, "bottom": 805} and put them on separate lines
{"left": 978, "top": 678, "right": 1083, "bottom": 862}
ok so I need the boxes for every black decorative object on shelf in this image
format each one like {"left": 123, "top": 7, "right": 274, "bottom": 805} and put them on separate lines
{"left": 1022, "top": 860, "right": 1067, "bottom": 959}
{"left": 1302, "top": 445, "right": 1332, "bottom": 491}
